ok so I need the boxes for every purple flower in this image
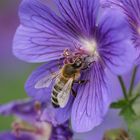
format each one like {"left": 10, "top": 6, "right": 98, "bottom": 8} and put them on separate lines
{"left": 13, "top": 0, "right": 135, "bottom": 132}
{"left": 0, "top": 99, "right": 38, "bottom": 123}
{"left": 109, "top": 0, "right": 140, "bottom": 63}
{"left": 0, "top": 132, "right": 35, "bottom": 140}
{"left": 0, "top": 99, "right": 73, "bottom": 140}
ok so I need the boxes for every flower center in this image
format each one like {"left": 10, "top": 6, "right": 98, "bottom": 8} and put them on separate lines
{"left": 62, "top": 39, "right": 100, "bottom": 68}
{"left": 12, "top": 119, "right": 52, "bottom": 140}
{"left": 81, "top": 39, "right": 99, "bottom": 59}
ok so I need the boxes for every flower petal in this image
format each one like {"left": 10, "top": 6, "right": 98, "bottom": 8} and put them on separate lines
{"left": 71, "top": 62, "right": 110, "bottom": 132}
{"left": 113, "top": 0, "right": 140, "bottom": 64}
{"left": 74, "top": 109, "right": 125, "bottom": 140}
{"left": 41, "top": 95, "right": 74, "bottom": 125}
{"left": 98, "top": 9, "right": 136, "bottom": 74}
{"left": 54, "top": 0, "right": 99, "bottom": 37}
{"left": 117, "top": 0, "right": 140, "bottom": 29}
{"left": 13, "top": 0, "right": 75, "bottom": 62}
{"left": 0, "top": 132, "right": 35, "bottom": 140}
{"left": 25, "top": 61, "right": 60, "bottom": 102}
{"left": 0, "top": 99, "right": 38, "bottom": 123}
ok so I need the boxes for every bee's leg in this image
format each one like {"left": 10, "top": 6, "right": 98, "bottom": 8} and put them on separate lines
{"left": 82, "top": 66, "right": 89, "bottom": 71}
{"left": 82, "top": 61, "right": 94, "bottom": 71}
{"left": 72, "top": 88, "right": 77, "bottom": 97}
{"left": 72, "top": 80, "right": 88, "bottom": 98}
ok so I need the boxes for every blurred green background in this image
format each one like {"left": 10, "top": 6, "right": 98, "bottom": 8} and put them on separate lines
{"left": 0, "top": 1, "right": 140, "bottom": 140}
{"left": 0, "top": 0, "right": 36, "bottom": 131}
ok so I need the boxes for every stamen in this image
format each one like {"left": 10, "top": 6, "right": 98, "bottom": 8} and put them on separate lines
{"left": 34, "top": 101, "right": 41, "bottom": 112}
{"left": 34, "top": 101, "right": 42, "bottom": 121}
{"left": 63, "top": 49, "right": 72, "bottom": 57}
{"left": 12, "top": 121, "right": 41, "bottom": 136}
{"left": 11, "top": 119, "right": 53, "bottom": 140}
{"left": 62, "top": 45, "right": 95, "bottom": 69}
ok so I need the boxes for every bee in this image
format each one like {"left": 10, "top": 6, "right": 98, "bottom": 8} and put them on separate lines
{"left": 35, "top": 57, "right": 85, "bottom": 108}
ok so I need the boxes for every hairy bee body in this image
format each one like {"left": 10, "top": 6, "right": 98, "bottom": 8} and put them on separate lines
{"left": 51, "top": 64, "right": 81, "bottom": 108}
{"left": 35, "top": 57, "right": 84, "bottom": 108}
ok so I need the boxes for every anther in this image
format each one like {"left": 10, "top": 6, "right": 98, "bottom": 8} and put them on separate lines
{"left": 12, "top": 121, "right": 41, "bottom": 136}
{"left": 34, "top": 101, "right": 42, "bottom": 121}
{"left": 34, "top": 101, "right": 41, "bottom": 112}
{"left": 63, "top": 49, "right": 72, "bottom": 57}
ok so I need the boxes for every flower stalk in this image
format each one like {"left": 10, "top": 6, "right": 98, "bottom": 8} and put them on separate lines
{"left": 129, "top": 66, "right": 138, "bottom": 97}
{"left": 118, "top": 76, "right": 128, "bottom": 101}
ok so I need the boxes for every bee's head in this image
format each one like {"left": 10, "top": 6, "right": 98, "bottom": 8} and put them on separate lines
{"left": 72, "top": 57, "right": 83, "bottom": 69}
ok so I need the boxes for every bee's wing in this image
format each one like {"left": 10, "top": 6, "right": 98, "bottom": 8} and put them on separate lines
{"left": 35, "top": 71, "right": 60, "bottom": 89}
{"left": 57, "top": 78, "right": 73, "bottom": 108}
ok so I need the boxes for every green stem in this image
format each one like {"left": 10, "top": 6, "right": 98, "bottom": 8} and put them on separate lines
{"left": 129, "top": 66, "right": 138, "bottom": 97}
{"left": 118, "top": 76, "right": 128, "bottom": 100}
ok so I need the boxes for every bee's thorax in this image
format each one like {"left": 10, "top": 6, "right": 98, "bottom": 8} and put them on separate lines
{"left": 61, "top": 64, "right": 80, "bottom": 80}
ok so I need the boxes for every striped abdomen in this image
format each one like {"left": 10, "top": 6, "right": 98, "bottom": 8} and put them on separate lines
{"left": 51, "top": 77, "right": 67, "bottom": 108}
